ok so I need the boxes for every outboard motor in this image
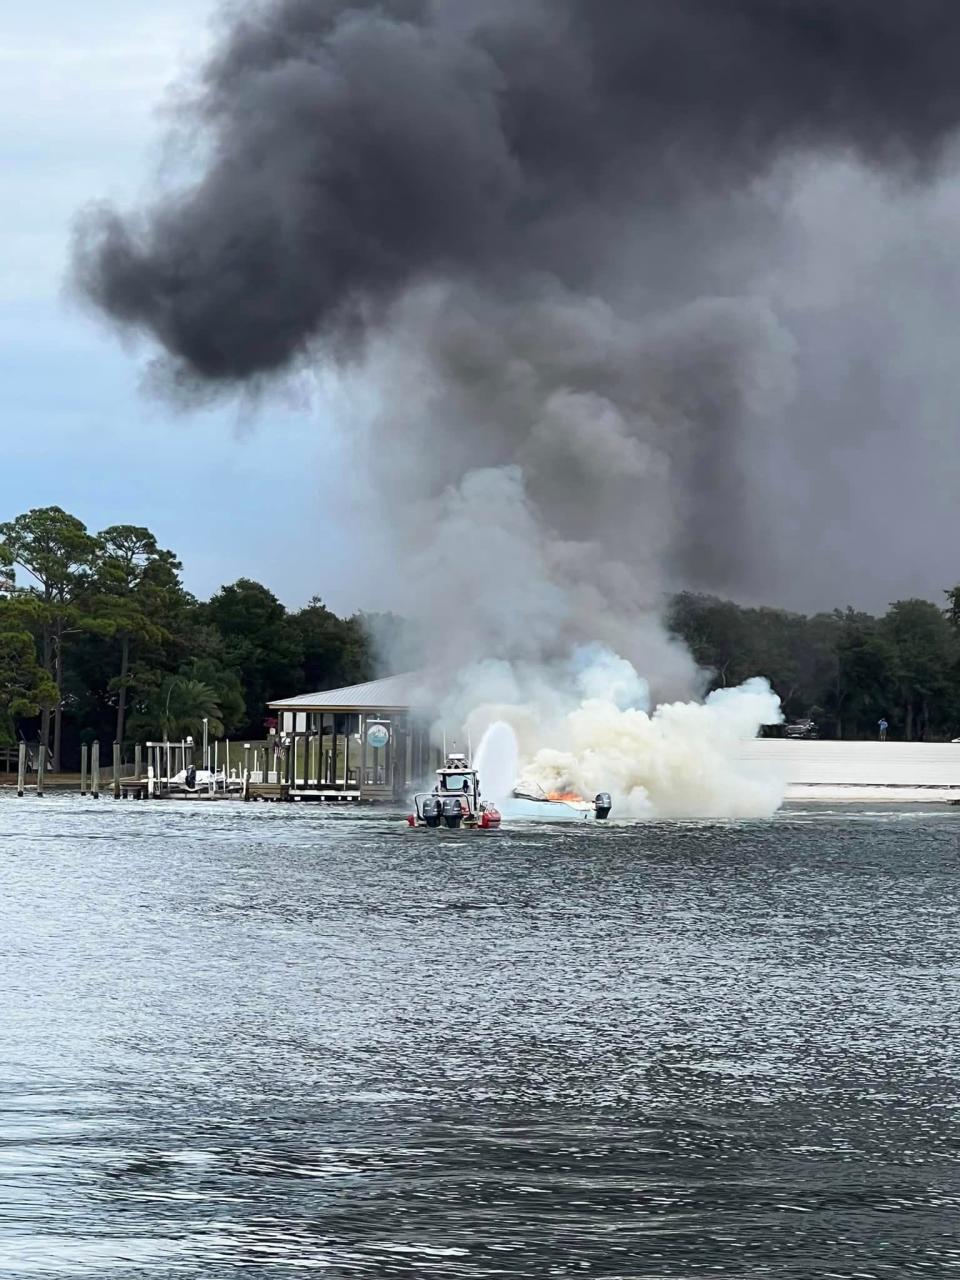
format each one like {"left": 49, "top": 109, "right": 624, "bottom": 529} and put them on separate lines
{"left": 442, "top": 796, "right": 464, "bottom": 829}
{"left": 423, "top": 796, "right": 442, "bottom": 828}
{"left": 594, "top": 792, "right": 612, "bottom": 820}
{"left": 185, "top": 764, "right": 197, "bottom": 791}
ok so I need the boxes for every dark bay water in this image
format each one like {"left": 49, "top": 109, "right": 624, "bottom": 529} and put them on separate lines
{"left": 2, "top": 796, "right": 960, "bottom": 1278}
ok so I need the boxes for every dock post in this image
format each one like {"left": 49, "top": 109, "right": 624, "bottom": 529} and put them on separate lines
{"left": 17, "top": 742, "right": 26, "bottom": 797}
{"left": 147, "top": 763, "right": 155, "bottom": 799}
{"left": 37, "top": 745, "right": 46, "bottom": 797}
{"left": 224, "top": 739, "right": 230, "bottom": 787}
{"left": 112, "top": 741, "right": 121, "bottom": 799}
{"left": 91, "top": 741, "right": 100, "bottom": 799}
{"left": 134, "top": 742, "right": 142, "bottom": 782}
{"left": 80, "top": 742, "right": 88, "bottom": 796}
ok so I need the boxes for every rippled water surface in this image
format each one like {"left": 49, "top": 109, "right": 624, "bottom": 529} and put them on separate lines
{"left": 2, "top": 795, "right": 960, "bottom": 1278}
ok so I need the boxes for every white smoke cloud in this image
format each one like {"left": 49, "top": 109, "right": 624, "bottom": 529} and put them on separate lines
{"left": 453, "top": 648, "right": 784, "bottom": 820}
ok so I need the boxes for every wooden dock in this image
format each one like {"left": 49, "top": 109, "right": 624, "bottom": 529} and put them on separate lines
{"left": 113, "top": 778, "right": 372, "bottom": 803}
{"left": 5, "top": 734, "right": 396, "bottom": 805}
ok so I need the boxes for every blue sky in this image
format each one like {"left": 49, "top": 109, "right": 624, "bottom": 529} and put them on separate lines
{"left": 0, "top": 2, "right": 365, "bottom": 613}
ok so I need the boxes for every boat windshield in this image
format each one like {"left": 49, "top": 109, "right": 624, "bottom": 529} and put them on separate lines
{"left": 440, "top": 773, "right": 473, "bottom": 791}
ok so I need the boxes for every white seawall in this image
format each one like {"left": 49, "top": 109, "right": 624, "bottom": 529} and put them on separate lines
{"left": 737, "top": 739, "right": 960, "bottom": 802}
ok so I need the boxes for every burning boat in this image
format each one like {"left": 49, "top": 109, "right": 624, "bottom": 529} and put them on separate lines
{"left": 508, "top": 785, "right": 613, "bottom": 822}
{"left": 407, "top": 753, "right": 502, "bottom": 831}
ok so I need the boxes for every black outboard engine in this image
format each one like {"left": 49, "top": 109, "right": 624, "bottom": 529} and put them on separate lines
{"left": 594, "top": 792, "right": 612, "bottom": 820}
{"left": 185, "top": 764, "right": 197, "bottom": 791}
{"left": 423, "top": 796, "right": 442, "bottom": 828}
{"left": 442, "top": 796, "right": 464, "bottom": 829}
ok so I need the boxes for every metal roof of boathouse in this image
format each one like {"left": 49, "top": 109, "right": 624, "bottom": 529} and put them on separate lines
{"left": 268, "top": 673, "right": 419, "bottom": 712}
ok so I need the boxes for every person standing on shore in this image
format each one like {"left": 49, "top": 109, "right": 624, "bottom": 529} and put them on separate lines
{"left": 878, "top": 717, "right": 889, "bottom": 742}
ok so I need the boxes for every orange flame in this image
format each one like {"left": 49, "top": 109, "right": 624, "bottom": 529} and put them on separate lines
{"left": 546, "top": 790, "right": 584, "bottom": 803}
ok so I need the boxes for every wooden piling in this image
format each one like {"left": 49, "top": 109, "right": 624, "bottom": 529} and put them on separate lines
{"left": 17, "top": 742, "right": 26, "bottom": 797}
{"left": 80, "top": 742, "right": 88, "bottom": 795}
{"left": 36, "top": 745, "right": 46, "bottom": 797}
{"left": 134, "top": 743, "right": 142, "bottom": 782}
{"left": 112, "top": 741, "right": 121, "bottom": 799}
{"left": 91, "top": 741, "right": 100, "bottom": 799}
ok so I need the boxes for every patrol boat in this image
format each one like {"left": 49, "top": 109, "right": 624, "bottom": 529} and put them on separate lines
{"left": 407, "top": 753, "right": 502, "bottom": 831}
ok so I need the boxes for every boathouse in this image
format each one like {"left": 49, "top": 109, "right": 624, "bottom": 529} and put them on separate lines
{"left": 268, "top": 673, "right": 436, "bottom": 801}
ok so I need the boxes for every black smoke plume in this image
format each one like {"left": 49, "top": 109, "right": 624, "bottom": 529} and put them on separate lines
{"left": 71, "top": 1, "right": 960, "bottom": 630}
{"left": 73, "top": 0, "right": 960, "bottom": 381}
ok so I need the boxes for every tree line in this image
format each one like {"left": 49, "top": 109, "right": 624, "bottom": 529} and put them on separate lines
{"left": 668, "top": 592, "right": 960, "bottom": 742}
{"left": 0, "top": 506, "right": 383, "bottom": 770}
{"left": 4, "top": 505, "right": 960, "bottom": 768}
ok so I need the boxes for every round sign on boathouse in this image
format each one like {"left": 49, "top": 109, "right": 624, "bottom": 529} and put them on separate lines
{"left": 366, "top": 722, "right": 390, "bottom": 750}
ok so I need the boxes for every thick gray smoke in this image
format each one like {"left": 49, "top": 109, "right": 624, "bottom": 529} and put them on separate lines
{"left": 72, "top": 0, "right": 960, "bottom": 648}
{"left": 75, "top": 0, "right": 960, "bottom": 378}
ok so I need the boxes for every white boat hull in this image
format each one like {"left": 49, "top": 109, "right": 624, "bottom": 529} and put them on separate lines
{"left": 501, "top": 796, "right": 599, "bottom": 822}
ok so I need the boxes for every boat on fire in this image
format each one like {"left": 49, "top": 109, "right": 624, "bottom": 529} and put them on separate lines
{"left": 508, "top": 785, "right": 613, "bottom": 822}
{"left": 408, "top": 753, "right": 502, "bottom": 831}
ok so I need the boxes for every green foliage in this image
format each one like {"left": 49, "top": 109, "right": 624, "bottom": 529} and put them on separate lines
{"left": 0, "top": 599, "right": 58, "bottom": 745}
{"left": 0, "top": 505, "right": 387, "bottom": 761}
{"left": 0, "top": 506, "right": 98, "bottom": 602}
{"left": 177, "top": 658, "right": 245, "bottom": 736}
{"left": 128, "top": 676, "right": 224, "bottom": 743}
{"left": 0, "top": 507, "right": 101, "bottom": 767}
{"left": 669, "top": 593, "right": 960, "bottom": 740}
{"left": 11, "top": 500, "right": 960, "bottom": 761}
{"left": 293, "top": 598, "right": 373, "bottom": 692}
{"left": 89, "top": 525, "right": 185, "bottom": 743}
{"left": 880, "top": 600, "right": 957, "bottom": 740}
{"left": 201, "top": 579, "right": 303, "bottom": 736}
